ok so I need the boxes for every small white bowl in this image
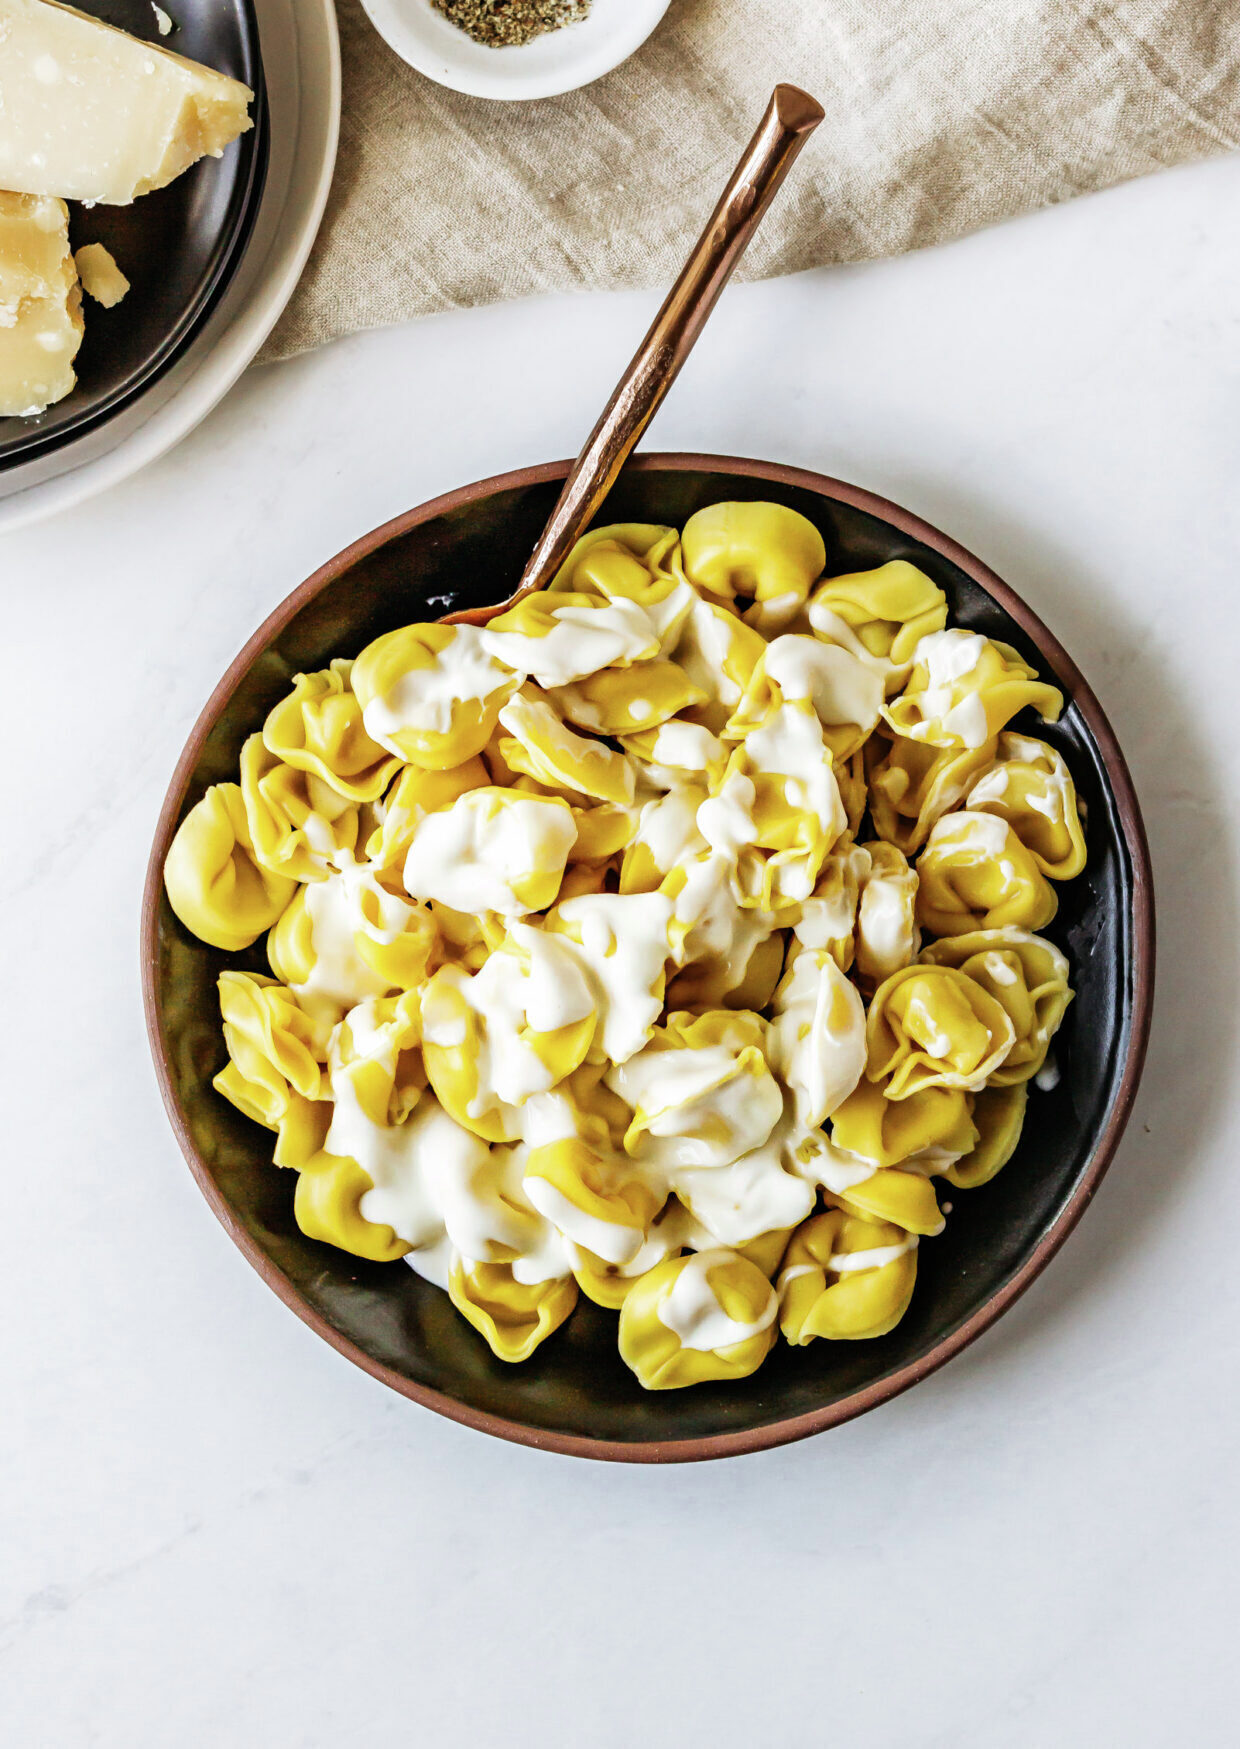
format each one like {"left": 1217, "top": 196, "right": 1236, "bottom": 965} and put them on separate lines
{"left": 358, "top": 0, "right": 671, "bottom": 101}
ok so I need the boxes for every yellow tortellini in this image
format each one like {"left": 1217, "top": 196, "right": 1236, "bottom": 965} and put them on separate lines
{"left": 171, "top": 502, "right": 1086, "bottom": 1387}
{"left": 963, "top": 732, "right": 1087, "bottom": 880}
{"left": 866, "top": 963, "right": 1016, "bottom": 1098}
{"left": 865, "top": 726, "right": 997, "bottom": 855}
{"left": 294, "top": 1150, "right": 411, "bottom": 1262}
{"left": 853, "top": 841, "right": 920, "bottom": 987}
{"left": 262, "top": 659, "right": 402, "bottom": 802}
{"left": 946, "top": 1083, "right": 1029, "bottom": 1190}
{"left": 609, "top": 1010, "right": 784, "bottom": 1171}
{"left": 681, "top": 501, "right": 826, "bottom": 617}
{"left": 726, "top": 632, "right": 884, "bottom": 761}
{"left": 212, "top": 971, "right": 329, "bottom": 1168}
{"left": 919, "top": 929, "right": 1073, "bottom": 1085}
{"left": 420, "top": 928, "right": 597, "bottom": 1143}
{"left": 915, "top": 811, "right": 1058, "bottom": 937}
{"left": 164, "top": 781, "right": 298, "bottom": 950}
{"left": 668, "top": 595, "right": 768, "bottom": 733}
{"left": 479, "top": 591, "right": 660, "bottom": 688}
{"left": 807, "top": 560, "right": 948, "bottom": 688}
{"left": 552, "top": 659, "right": 706, "bottom": 736}
{"left": 829, "top": 1075, "right": 978, "bottom": 1167}
{"left": 401, "top": 786, "right": 577, "bottom": 917}
{"left": 618, "top": 1248, "right": 778, "bottom": 1389}
{"left": 240, "top": 734, "right": 360, "bottom": 882}
{"left": 352, "top": 622, "right": 517, "bottom": 769}
{"left": 497, "top": 688, "right": 637, "bottom": 807}
{"left": 449, "top": 1260, "right": 579, "bottom": 1364}
{"left": 364, "top": 756, "right": 489, "bottom": 871}
{"left": 779, "top": 1209, "right": 918, "bottom": 1342}
{"left": 882, "top": 629, "right": 1063, "bottom": 751}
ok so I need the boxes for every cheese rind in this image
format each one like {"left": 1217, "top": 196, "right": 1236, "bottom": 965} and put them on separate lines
{"left": 0, "top": 191, "right": 83, "bottom": 416}
{"left": 74, "top": 242, "right": 130, "bottom": 308}
{"left": 0, "top": 0, "right": 254, "bottom": 206}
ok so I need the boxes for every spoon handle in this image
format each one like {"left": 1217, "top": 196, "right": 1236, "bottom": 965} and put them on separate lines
{"left": 444, "top": 83, "right": 823, "bottom": 624}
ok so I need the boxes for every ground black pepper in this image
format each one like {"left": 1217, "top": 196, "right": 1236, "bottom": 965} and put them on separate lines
{"left": 431, "top": 0, "right": 592, "bottom": 48}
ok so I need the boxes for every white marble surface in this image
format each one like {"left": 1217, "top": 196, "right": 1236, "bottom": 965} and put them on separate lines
{"left": 5, "top": 150, "right": 1240, "bottom": 1746}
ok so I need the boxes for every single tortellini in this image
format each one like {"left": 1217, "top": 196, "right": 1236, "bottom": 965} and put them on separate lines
{"left": 551, "top": 529, "right": 699, "bottom": 653}
{"left": 551, "top": 659, "right": 706, "bottom": 736}
{"left": 240, "top": 735, "right": 360, "bottom": 882}
{"left": 569, "top": 800, "right": 636, "bottom": 865}
{"left": 262, "top": 658, "right": 402, "bottom": 802}
{"left": 294, "top": 1150, "right": 411, "bottom": 1262}
{"left": 479, "top": 591, "right": 659, "bottom": 688}
{"left": 915, "top": 811, "right": 1058, "bottom": 937}
{"left": 883, "top": 629, "right": 1063, "bottom": 751}
{"left": 864, "top": 726, "right": 997, "bottom": 854}
{"left": 829, "top": 1076, "right": 977, "bottom": 1168}
{"left": 267, "top": 859, "right": 437, "bottom": 1029}
{"left": 327, "top": 990, "right": 425, "bottom": 1131}
{"left": 669, "top": 1130, "right": 814, "bottom": 1250}
{"left": 401, "top": 786, "right": 577, "bottom": 917}
{"left": 609, "top": 1010, "right": 784, "bottom": 1171}
{"left": 618, "top": 1248, "right": 778, "bottom": 1389}
{"left": 944, "top": 1083, "right": 1028, "bottom": 1188}
{"left": 681, "top": 502, "right": 826, "bottom": 623}
{"left": 449, "top": 1259, "right": 578, "bottom": 1363}
{"left": 707, "top": 706, "right": 846, "bottom": 906}
{"left": 164, "top": 781, "right": 298, "bottom": 950}
{"left": 866, "top": 963, "right": 1016, "bottom": 1098}
{"left": 767, "top": 948, "right": 867, "bottom": 1129}
{"left": 549, "top": 523, "right": 673, "bottom": 592}
{"left": 352, "top": 622, "right": 518, "bottom": 769}
{"left": 212, "top": 971, "right": 330, "bottom": 1168}
{"left": 853, "top": 841, "right": 920, "bottom": 986}
{"left": 364, "top": 756, "right": 490, "bottom": 871}
{"left": 828, "top": 1163, "right": 945, "bottom": 1236}
{"left": 807, "top": 560, "right": 948, "bottom": 691}
{"left": 726, "top": 633, "right": 884, "bottom": 761}
{"left": 669, "top": 595, "right": 768, "bottom": 733}
{"left": 778, "top": 1209, "right": 918, "bottom": 1343}
{"left": 497, "top": 688, "right": 637, "bottom": 807}
{"left": 920, "top": 928, "right": 1073, "bottom": 1085}
{"left": 963, "top": 732, "right": 1087, "bottom": 880}
{"left": 420, "top": 929, "right": 596, "bottom": 1143}
{"left": 523, "top": 1121, "right": 663, "bottom": 1267}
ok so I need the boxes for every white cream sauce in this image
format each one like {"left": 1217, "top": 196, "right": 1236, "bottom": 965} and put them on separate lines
{"left": 403, "top": 789, "right": 576, "bottom": 915}
{"left": 481, "top": 599, "right": 658, "bottom": 687}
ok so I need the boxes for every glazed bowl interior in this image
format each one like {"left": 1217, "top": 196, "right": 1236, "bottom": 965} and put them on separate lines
{"left": 144, "top": 456, "right": 1152, "bottom": 1461}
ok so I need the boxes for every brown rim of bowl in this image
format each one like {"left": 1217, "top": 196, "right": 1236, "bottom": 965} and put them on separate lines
{"left": 141, "top": 453, "right": 1156, "bottom": 1464}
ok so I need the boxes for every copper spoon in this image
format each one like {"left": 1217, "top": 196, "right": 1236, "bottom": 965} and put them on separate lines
{"left": 442, "top": 82, "right": 824, "bottom": 627}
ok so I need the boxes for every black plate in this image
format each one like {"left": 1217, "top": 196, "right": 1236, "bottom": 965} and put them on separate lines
{"left": 144, "top": 458, "right": 1154, "bottom": 1462}
{"left": 0, "top": 0, "right": 266, "bottom": 467}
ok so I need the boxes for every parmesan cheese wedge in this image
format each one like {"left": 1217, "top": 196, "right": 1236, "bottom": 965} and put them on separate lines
{"left": 0, "top": 191, "right": 83, "bottom": 416}
{"left": 0, "top": 0, "right": 254, "bottom": 206}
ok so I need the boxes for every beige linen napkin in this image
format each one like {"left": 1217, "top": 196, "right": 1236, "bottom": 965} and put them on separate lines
{"left": 262, "top": 0, "right": 1240, "bottom": 361}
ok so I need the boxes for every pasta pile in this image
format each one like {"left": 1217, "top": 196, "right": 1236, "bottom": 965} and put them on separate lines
{"left": 164, "top": 504, "right": 1085, "bottom": 1390}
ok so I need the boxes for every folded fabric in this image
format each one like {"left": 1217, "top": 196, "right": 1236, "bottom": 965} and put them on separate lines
{"left": 262, "top": 0, "right": 1240, "bottom": 361}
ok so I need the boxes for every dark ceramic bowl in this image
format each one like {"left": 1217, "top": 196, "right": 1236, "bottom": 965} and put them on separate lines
{"left": 142, "top": 456, "right": 1154, "bottom": 1462}
{"left": 0, "top": 0, "right": 266, "bottom": 468}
